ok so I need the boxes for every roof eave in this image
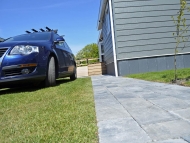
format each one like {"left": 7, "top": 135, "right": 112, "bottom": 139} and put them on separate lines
{"left": 97, "top": 0, "right": 107, "bottom": 30}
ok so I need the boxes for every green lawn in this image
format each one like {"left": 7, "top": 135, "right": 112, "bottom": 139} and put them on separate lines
{"left": 0, "top": 78, "right": 98, "bottom": 143}
{"left": 127, "top": 68, "right": 190, "bottom": 86}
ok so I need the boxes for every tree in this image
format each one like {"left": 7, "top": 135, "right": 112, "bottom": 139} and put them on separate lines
{"left": 171, "top": 0, "right": 190, "bottom": 82}
{"left": 76, "top": 43, "right": 99, "bottom": 60}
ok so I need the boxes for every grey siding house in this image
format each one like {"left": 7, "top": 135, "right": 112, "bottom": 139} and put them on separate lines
{"left": 97, "top": 0, "right": 190, "bottom": 76}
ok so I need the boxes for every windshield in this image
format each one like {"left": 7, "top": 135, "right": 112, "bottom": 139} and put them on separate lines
{"left": 5, "top": 32, "right": 51, "bottom": 42}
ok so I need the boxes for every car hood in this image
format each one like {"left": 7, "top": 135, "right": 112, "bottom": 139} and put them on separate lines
{"left": 0, "top": 41, "right": 52, "bottom": 48}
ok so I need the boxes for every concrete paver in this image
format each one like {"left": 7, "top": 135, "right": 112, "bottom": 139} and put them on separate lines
{"left": 91, "top": 75, "right": 190, "bottom": 143}
{"left": 174, "top": 108, "right": 190, "bottom": 120}
{"left": 182, "top": 135, "right": 190, "bottom": 142}
{"left": 142, "top": 119, "right": 190, "bottom": 141}
{"left": 117, "top": 98, "right": 153, "bottom": 110}
{"left": 149, "top": 97, "right": 190, "bottom": 111}
{"left": 98, "top": 118, "right": 151, "bottom": 143}
{"left": 149, "top": 139, "right": 188, "bottom": 143}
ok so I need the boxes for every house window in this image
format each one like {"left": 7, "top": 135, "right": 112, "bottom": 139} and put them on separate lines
{"left": 101, "top": 44, "right": 104, "bottom": 54}
{"left": 105, "top": 3, "right": 111, "bottom": 35}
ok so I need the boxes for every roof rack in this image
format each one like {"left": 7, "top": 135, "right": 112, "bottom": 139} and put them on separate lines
{"left": 26, "top": 31, "right": 31, "bottom": 34}
{"left": 25, "top": 27, "right": 58, "bottom": 34}
{"left": 32, "top": 29, "right": 38, "bottom": 32}
{"left": 40, "top": 28, "right": 45, "bottom": 32}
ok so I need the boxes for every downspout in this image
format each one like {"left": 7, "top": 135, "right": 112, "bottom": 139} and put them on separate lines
{"left": 108, "top": 0, "right": 118, "bottom": 77}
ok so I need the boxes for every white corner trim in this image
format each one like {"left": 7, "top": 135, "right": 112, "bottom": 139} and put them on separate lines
{"left": 108, "top": 0, "right": 118, "bottom": 77}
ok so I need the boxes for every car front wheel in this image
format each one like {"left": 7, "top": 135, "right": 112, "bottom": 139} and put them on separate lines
{"left": 45, "top": 56, "right": 56, "bottom": 87}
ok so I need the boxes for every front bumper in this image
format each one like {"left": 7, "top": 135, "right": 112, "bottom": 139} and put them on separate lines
{"left": 0, "top": 64, "right": 46, "bottom": 88}
{"left": 0, "top": 75, "right": 46, "bottom": 87}
{"left": 0, "top": 57, "right": 46, "bottom": 88}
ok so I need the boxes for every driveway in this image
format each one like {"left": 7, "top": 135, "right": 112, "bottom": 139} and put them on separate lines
{"left": 91, "top": 75, "right": 190, "bottom": 143}
{"left": 77, "top": 66, "right": 88, "bottom": 77}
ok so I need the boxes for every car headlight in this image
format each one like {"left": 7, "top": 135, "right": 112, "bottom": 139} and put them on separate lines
{"left": 10, "top": 45, "right": 39, "bottom": 55}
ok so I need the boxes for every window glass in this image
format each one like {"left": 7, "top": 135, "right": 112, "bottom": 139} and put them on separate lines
{"left": 101, "top": 44, "right": 104, "bottom": 54}
{"left": 53, "top": 34, "right": 60, "bottom": 41}
{"left": 64, "top": 42, "right": 71, "bottom": 50}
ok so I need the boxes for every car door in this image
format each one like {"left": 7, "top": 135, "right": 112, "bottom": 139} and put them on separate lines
{"left": 53, "top": 34, "right": 68, "bottom": 74}
{"left": 63, "top": 42, "right": 75, "bottom": 73}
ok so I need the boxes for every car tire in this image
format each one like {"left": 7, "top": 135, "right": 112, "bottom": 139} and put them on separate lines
{"left": 44, "top": 56, "right": 56, "bottom": 87}
{"left": 70, "top": 66, "right": 77, "bottom": 81}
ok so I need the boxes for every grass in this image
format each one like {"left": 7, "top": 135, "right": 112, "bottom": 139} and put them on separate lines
{"left": 0, "top": 78, "right": 98, "bottom": 143}
{"left": 127, "top": 68, "right": 190, "bottom": 86}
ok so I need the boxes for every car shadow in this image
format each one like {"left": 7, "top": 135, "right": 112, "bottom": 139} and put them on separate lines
{"left": 0, "top": 78, "right": 72, "bottom": 96}
{"left": 56, "top": 78, "right": 72, "bottom": 85}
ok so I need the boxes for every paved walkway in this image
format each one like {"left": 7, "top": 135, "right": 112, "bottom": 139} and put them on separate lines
{"left": 91, "top": 75, "right": 190, "bottom": 143}
{"left": 77, "top": 66, "right": 88, "bottom": 77}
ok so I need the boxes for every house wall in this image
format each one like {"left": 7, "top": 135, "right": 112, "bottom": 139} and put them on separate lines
{"left": 98, "top": 42, "right": 103, "bottom": 62}
{"left": 110, "top": 0, "right": 190, "bottom": 75}
{"left": 102, "top": 5, "right": 115, "bottom": 75}
{"left": 118, "top": 54, "right": 190, "bottom": 76}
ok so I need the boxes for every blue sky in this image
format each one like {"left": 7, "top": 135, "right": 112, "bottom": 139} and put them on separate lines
{"left": 0, "top": 0, "right": 100, "bottom": 55}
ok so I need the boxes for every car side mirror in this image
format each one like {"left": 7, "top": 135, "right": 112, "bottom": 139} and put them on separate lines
{"left": 54, "top": 36, "right": 65, "bottom": 43}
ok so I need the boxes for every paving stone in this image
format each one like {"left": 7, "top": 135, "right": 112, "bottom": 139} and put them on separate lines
{"left": 142, "top": 119, "right": 190, "bottom": 141}
{"left": 107, "top": 86, "right": 124, "bottom": 91}
{"left": 153, "top": 89, "right": 183, "bottom": 96}
{"left": 113, "top": 92, "right": 139, "bottom": 99}
{"left": 141, "top": 93, "right": 168, "bottom": 100}
{"left": 127, "top": 105, "right": 178, "bottom": 125}
{"left": 170, "top": 94, "right": 190, "bottom": 102}
{"left": 108, "top": 89, "right": 127, "bottom": 96}
{"left": 93, "top": 88, "right": 107, "bottom": 94}
{"left": 107, "top": 88, "right": 140, "bottom": 98}
{"left": 99, "top": 132, "right": 151, "bottom": 143}
{"left": 106, "top": 84, "right": 118, "bottom": 88}
{"left": 92, "top": 82, "right": 103, "bottom": 86}
{"left": 118, "top": 83, "right": 136, "bottom": 87}
{"left": 93, "top": 87, "right": 106, "bottom": 91}
{"left": 186, "top": 100, "right": 190, "bottom": 104}
{"left": 96, "top": 106, "right": 131, "bottom": 121}
{"left": 98, "top": 118, "right": 151, "bottom": 143}
{"left": 147, "top": 82, "right": 169, "bottom": 87}
{"left": 169, "top": 85, "right": 190, "bottom": 91}
{"left": 149, "top": 97, "right": 190, "bottom": 111}
{"left": 182, "top": 135, "right": 190, "bottom": 142}
{"left": 134, "top": 91, "right": 156, "bottom": 97}
{"left": 174, "top": 108, "right": 190, "bottom": 120}
{"left": 124, "top": 86, "right": 144, "bottom": 92}
{"left": 95, "top": 98, "right": 121, "bottom": 110}
{"left": 149, "top": 139, "right": 188, "bottom": 143}
{"left": 94, "top": 93, "right": 114, "bottom": 100}
{"left": 143, "top": 86, "right": 166, "bottom": 92}
{"left": 117, "top": 98, "right": 153, "bottom": 110}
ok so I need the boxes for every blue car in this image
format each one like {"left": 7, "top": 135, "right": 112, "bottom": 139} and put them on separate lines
{"left": 0, "top": 28, "right": 77, "bottom": 88}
